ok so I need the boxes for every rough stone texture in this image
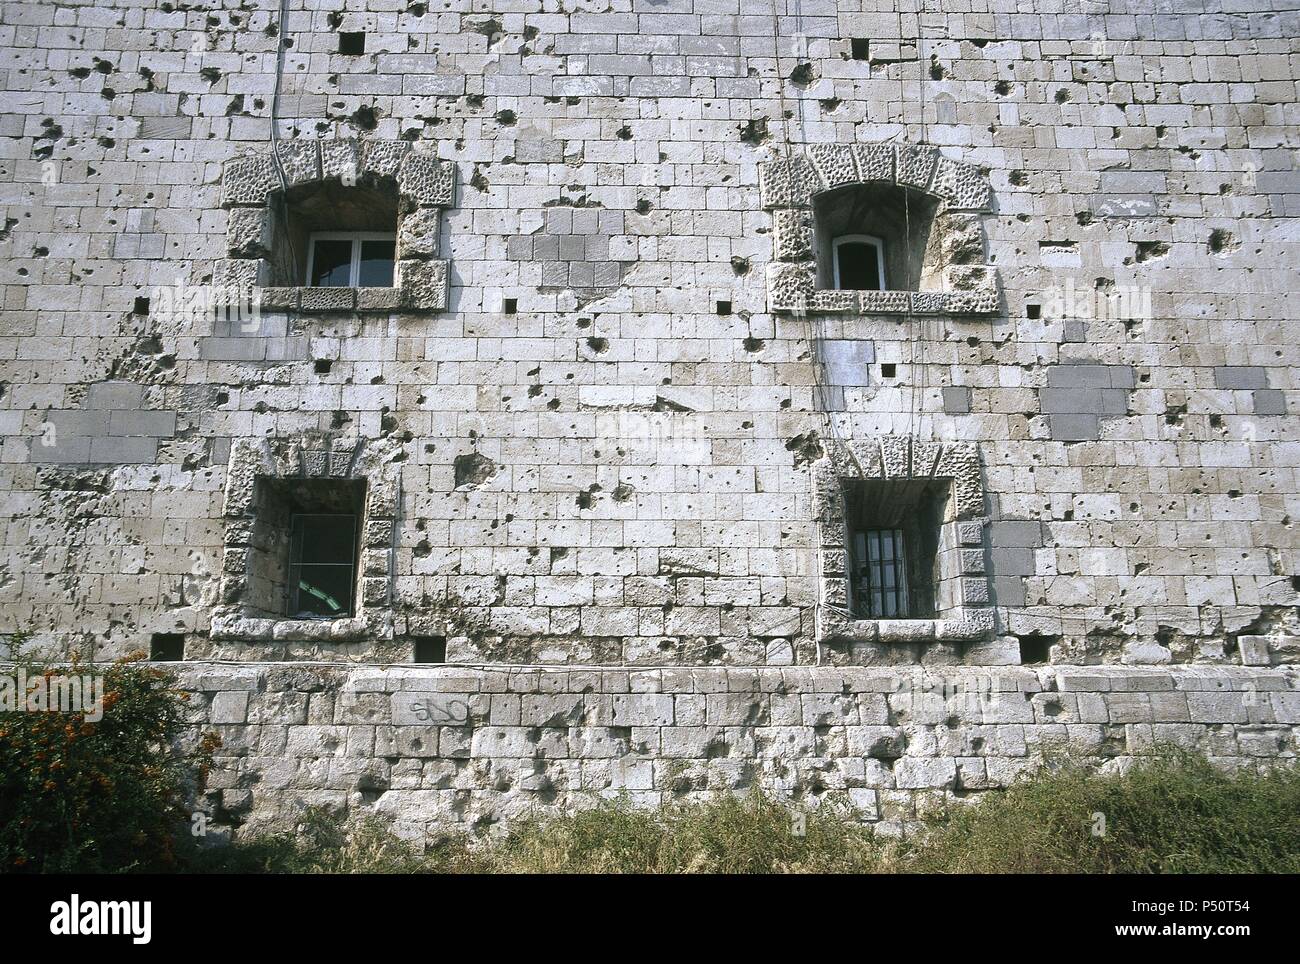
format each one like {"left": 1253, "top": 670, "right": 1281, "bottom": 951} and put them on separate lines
{"left": 176, "top": 662, "right": 1299, "bottom": 838}
{"left": 0, "top": 6, "right": 1296, "bottom": 690}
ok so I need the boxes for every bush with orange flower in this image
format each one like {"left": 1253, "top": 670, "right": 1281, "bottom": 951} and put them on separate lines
{"left": 0, "top": 651, "right": 214, "bottom": 872}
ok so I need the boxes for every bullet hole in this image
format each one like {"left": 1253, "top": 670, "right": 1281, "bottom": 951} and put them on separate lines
{"left": 880, "top": 363, "right": 897, "bottom": 378}
{"left": 215, "top": 391, "right": 229, "bottom": 405}
{"left": 788, "top": 62, "right": 814, "bottom": 86}
{"left": 408, "top": 3, "right": 426, "bottom": 16}
{"left": 730, "top": 256, "right": 750, "bottom": 276}
{"left": 339, "top": 32, "right": 365, "bottom": 55}
{"left": 34, "top": 246, "right": 48, "bottom": 257}
{"left": 98, "top": 136, "right": 115, "bottom": 148}
{"left": 454, "top": 452, "right": 497, "bottom": 488}
{"left": 495, "top": 109, "right": 517, "bottom": 126}
{"left": 132, "top": 296, "right": 150, "bottom": 315}
{"left": 69, "top": 66, "right": 91, "bottom": 79}
{"left": 546, "top": 398, "right": 561, "bottom": 410}
{"left": 994, "top": 79, "right": 1012, "bottom": 95}
{"left": 819, "top": 97, "right": 841, "bottom": 112}
{"left": 503, "top": 298, "right": 517, "bottom": 315}
{"left": 576, "top": 486, "right": 599, "bottom": 509}
{"left": 470, "top": 166, "right": 490, "bottom": 192}
{"left": 465, "top": 94, "right": 485, "bottom": 109}
{"left": 349, "top": 105, "right": 378, "bottom": 131}
{"left": 1054, "top": 89, "right": 1071, "bottom": 103}
{"left": 1134, "top": 240, "right": 1169, "bottom": 263}
{"left": 315, "top": 359, "right": 332, "bottom": 375}
{"left": 199, "top": 66, "right": 222, "bottom": 83}
{"left": 785, "top": 432, "right": 824, "bottom": 467}
{"left": 93, "top": 58, "right": 114, "bottom": 74}
{"left": 612, "top": 483, "right": 635, "bottom": 502}
{"left": 929, "top": 56, "right": 946, "bottom": 80}
{"left": 1008, "top": 170, "right": 1027, "bottom": 186}
{"left": 1208, "top": 228, "right": 1238, "bottom": 255}
{"left": 850, "top": 38, "right": 870, "bottom": 60}
{"left": 1076, "top": 210, "right": 1094, "bottom": 226}
{"left": 586, "top": 336, "right": 609, "bottom": 354}
{"left": 635, "top": 198, "right": 652, "bottom": 215}
{"left": 716, "top": 300, "right": 732, "bottom": 316}
{"left": 743, "top": 336, "right": 765, "bottom": 352}
{"left": 149, "top": 633, "right": 184, "bottom": 662}
{"left": 617, "top": 125, "right": 632, "bottom": 140}
{"left": 737, "top": 117, "right": 769, "bottom": 145}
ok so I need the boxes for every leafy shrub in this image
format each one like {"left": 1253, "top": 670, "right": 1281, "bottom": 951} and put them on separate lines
{"left": 902, "top": 750, "right": 1300, "bottom": 874}
{"left": 0, "top": 653, "right": 213, "bottom": 872}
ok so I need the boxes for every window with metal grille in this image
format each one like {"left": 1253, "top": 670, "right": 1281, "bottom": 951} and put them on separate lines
{"left": 288, "top": 512, "right": 359, "bottom": 618}
{"left": 844, "top": 476, "right": 948, "bottom": 620}
{"left": 852, "top": 527, "right": 909, "bottom": 618}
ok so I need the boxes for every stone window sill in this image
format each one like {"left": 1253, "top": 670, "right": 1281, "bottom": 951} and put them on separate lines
{"left": 210, "top": 608, "right": 373, "bottom": 642}
{"left": 816, "top": 608, "right": 995, "bottom": 643}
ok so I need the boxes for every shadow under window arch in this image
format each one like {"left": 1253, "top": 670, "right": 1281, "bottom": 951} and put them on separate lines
{"left": 813, "top": 182, "right": 941, "bottom": 292}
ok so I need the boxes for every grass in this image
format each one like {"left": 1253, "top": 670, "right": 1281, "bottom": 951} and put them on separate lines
{"left": 188, "top": 752, "right": 1300, "bottom": 874}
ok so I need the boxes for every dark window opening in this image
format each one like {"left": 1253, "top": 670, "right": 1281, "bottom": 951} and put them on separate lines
{"left": 503, "top": 297, "right": 518, "bottom": 315}
{"left": 812, "top": 182, "right": 940, "bottom": 292}
{"left": 267, "top": 180, "right": 399, "bottom": 288}
{"left": 844, "top": 477, "right": 950, "bottom": 619}
{"left": 339, "top": 32, "right": 365, "bottom": 55}
{"left": 833, "top": 235, "right": 885, "bottom": 290}
{"left": 1018, "top": 636, "right": 1053, "bottom": 664}
{"left": 1026, "top": 302, "right": 1042, "bottom": 319}
{"left": 307, "top": 233, "right": 395, "bottom": 287}
{"left": 247, "top": 477, "right": 366, "bottom": 620}
{"left": 413, "top": 636, "right": 447, "bottom": 664}
{"left": 150, "top": 632, "right": 184, "bottom": 661}
{"left": 289, "top": 512, "right": 359, "bottom": 619}
{"left": 716, "top": 299, "right": 732, "bottom": 315}
{"left": 133, "top": 296, "right": 150, "bottom": 315}
{"left": 314, "top": 358, "right": 333, "bottom": 375}
{"left": 880, "top": 362, "right": 896, "bottom": 378}
{"left": 850, "top": 38, "right": 870, "bottom": 61}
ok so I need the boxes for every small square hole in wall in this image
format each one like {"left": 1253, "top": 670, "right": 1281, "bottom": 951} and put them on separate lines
{"left": 1026, "top": 302, "right": 1042, "bottom": 319}
{"left": 150, "top": 633, "right": 184, "bottom": 661}
{"left": 880, "top": 362, "right": 897, "bottom": 378}
{"left": 850, "top": 38, "right": 870, "bottom": 60}
{"left": 503, "top": 298, "right": 517, "bottom": 315}
{"left": 314, "top": 359, "right": 333, "bottom": 375}
{"left": 715, "top": 299, "right": 732, "bottom": 315}
{"left": 133, "top": 296, "right": 150, "bottom": 315}
{"left": 413, "top": 636, "right": 447, "bottom": 664}
{"left": 1018, "top": 636, "right": 1052, "bottom": 665}
{"left": 339, "top": 32, "right": 366, "bottom": 55}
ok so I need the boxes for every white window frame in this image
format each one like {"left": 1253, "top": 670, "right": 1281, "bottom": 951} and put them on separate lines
{"left": 832, "top": 233, "right": 887, "bottom": 291}
{"left": 305, "top": 231, "right": 396, "bottom": 288}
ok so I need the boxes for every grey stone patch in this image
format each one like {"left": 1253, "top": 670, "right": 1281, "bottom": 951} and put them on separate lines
{"left": 942, "top": 386, "right": 972, "bottom": 414}
{"left": 1048, "top": 413, "right": 1101, "bottom": 442}
{"left": 399, "top": 153, "right": 456, "bottom": 208}
{"left": 820, "top": 339, "right": 875, "bottom": 387}
{"left": 1063, "top": 320, "right": 1089, "bottom": 343}
{"left": 1043, "top": 363, "right": 1135, "bottom": 441}
{"left": 1253, "top": 389, "right": 1287, "bottom": 415}
{"left": 1214, "top": 366, "right": 1268, "bottom": 390}
{"left": 1091, "top": 195, "right": 1159, "bottom": 218}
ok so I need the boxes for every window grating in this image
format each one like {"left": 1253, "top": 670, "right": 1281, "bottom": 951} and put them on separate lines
{"left": 852, "top": 527, "right": 909, "bottom": 618}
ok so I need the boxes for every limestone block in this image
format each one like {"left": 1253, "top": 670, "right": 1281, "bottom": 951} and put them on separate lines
{"left": 853, "top": 143, "right": 893, "bottom": 182}
{"left": 399, "top": 152, "right": 456, "bottom": 207}
{"left": 932, "top": 156, "right": 991, "bottom": 210}
{"left": 895, "top": 143, "right": 938, "bottom": 190}
{"left": 772, "top": 208, "right": 813, "bottom": 261}
{"left": 300, "top": 286, "right": 356, "bottom": 312}
{"left": 766, "top": 261, "right": 814, "bottom": 313}
{"left": 400, "top": 259, "right": 449, "bottom": 311}
{"left": 758, "top": 154, "right": 822, "bottom": 209}
{"left": 321, "top": 138, "right": 361, "bottom": 182}
{"left": 397, "top": 207, "right": 442, "bottom": 259}
{"left": 859, "top": 289, "right": 910, "bottom": 314}
{"left": 226, "top": 207, "right": 272, "bottom": 258}
{"left": 808, "top": 144, "right": 858, "bottom": 189}
{"left": 273, "top": 139, "right": 321, "bottom": 187}
{"left": 221, "top": 152, "right": 278, "bottom": 207}
{"left": 362, "top": 139, "right": 410, "bottom": 181}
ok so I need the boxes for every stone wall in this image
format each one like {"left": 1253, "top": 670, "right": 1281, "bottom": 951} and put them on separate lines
{"left": 0, "top": 1, "right": 1298, "bottom": 671}
{"left": 182, "top": 660, "right": 1299, "bottom": 837}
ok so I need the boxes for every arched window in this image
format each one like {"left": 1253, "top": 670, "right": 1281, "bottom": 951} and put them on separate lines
{"left": 832, "top": 234, "right": 886, "bottom": 291}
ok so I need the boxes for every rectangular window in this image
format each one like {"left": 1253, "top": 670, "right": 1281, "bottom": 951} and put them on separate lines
{"left": 833, "top": 234, "right": 886, "bottom": 291}
{"left": 844, "top": 477, "right": 949, "bottom": 619}
{"left": 306, "top": 232, "right": 395, "bottom": 287}
{"left": 288, "top": 512, "right": 359, "bottom": 618}
{"left": 853, "top": 528, "right": 909, "bottom": 618}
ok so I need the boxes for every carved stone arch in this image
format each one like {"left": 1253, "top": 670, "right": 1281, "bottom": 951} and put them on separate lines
{"left": 810, "top": 434, "right": 994, "bottom": 645}
{"left": 760, "top": 143, "right": 1000, "bottom": 316}
{"left": 216, "top": 138, "right": 456, "bottom": 313}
